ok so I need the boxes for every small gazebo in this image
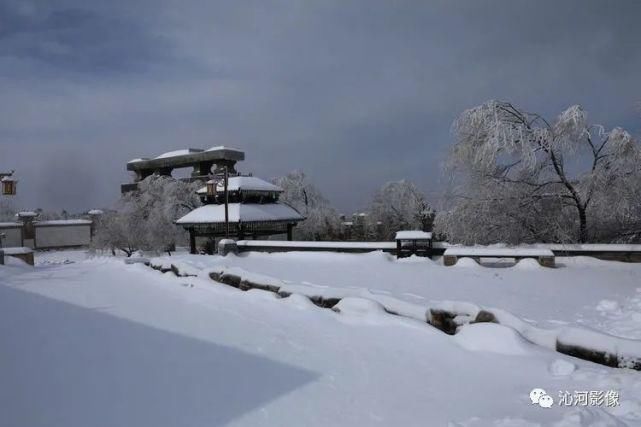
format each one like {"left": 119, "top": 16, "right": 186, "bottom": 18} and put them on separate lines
{"left": 176, "top": 175, "right": 304, "bottom": 253}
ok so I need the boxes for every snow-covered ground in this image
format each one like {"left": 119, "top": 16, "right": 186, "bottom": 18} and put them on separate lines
{"left": 1, "top": 249, "right": 641, "bottom": 426}
{"left": 171, "top": 251, "right": 641, "bottom": 337}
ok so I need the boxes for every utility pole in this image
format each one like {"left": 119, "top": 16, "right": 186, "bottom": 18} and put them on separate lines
{"left": 224, "top": 166, "right": 229, "bottom": 239}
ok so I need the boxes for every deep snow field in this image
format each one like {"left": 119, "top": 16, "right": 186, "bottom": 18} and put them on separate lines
{"left": 2, "top": 249, "right": 641, "bottom": 426}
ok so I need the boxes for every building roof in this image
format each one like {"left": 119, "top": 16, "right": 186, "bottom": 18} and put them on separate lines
{"left": 127, "top": 147, "right": 245, "bottom": 171}
{"left": 155, "top": 148, "right": 203, "bottom": 159}
{"left": 176, "top": 203, "right": 304, "bottom": 225}
{"left": 206, "top": 145, "right": 242, "bottom": 152}
{"left": 196, "top": 176, "right": 283, "bottom": 194}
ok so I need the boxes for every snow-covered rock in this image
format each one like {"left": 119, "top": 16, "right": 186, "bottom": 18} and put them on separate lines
{"left": 452, "top": 257, "right": 481, "bottom": 267}
{"left": 548, "top": 358, "right": 576, "bottom": 376}
{"left": 332, "top": 297, "right": 388, "bottom": 318}
{"left": 454, "top": 323, "right": 532, "bottom": 355}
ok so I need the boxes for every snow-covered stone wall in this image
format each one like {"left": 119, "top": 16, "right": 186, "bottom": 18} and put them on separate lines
{"left": 34, "top": 221, "right": 91, "bottom": 249}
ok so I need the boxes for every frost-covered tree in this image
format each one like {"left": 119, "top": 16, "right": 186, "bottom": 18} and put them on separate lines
{"left": 93, "top": 176, "right": 201, "bottom": 255}
{"left": 92, "top": 209, "right": 143, "bottom": 257}
{"left": 437, "top": 101, "right": 641, "bottom": 244}
{"left": 368, "top": 180, "right": 435, "bottom": 240}
{"left": 272, "top": 170, "right": 341, "bottom": 240}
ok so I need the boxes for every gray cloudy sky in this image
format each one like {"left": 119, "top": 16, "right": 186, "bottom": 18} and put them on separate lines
{"left": 1, "top": 0, "right": 640, "bottom": 213}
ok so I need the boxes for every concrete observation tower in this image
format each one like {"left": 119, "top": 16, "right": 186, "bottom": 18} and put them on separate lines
{"left": 122, "top": 147, "right": 304, "bottom": 253}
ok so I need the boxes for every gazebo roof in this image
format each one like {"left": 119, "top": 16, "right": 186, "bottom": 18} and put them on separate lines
{"left": 176, "top": 202, "right": 303, "bottom": 225}
{"left": 196, "top": 176, "right": 283, "bottom": 194}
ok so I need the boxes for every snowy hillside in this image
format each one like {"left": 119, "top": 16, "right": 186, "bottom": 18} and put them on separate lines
{"left": 1, "top": 250, "right": 641, "bottom": 426}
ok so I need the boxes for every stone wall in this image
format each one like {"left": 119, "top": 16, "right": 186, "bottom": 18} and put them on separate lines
{"left": 0, "top": 220, "right": 92, "bottom": 249}
{"left": 34, "top": 222, "right": 91, "bottom": 249}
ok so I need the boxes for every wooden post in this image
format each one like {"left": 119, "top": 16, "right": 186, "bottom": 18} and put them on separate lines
{"left": 538, "top": 255, "right": 556, "bottom": 268}
{"left": 224, "top": 167, "right": 229, "bottom": 239}
{"left": 396, "top": 239, "right": 401, "bottom": 258}
{"left": 189, "top": 230, "right": 196, "bottom": 254}
{"left": 287, "top": 224, "right": 293, "bottom": 241}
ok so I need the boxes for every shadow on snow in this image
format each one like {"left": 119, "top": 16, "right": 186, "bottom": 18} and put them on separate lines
{"left": 0, "top": 284, "right": 317, "bottom": 427}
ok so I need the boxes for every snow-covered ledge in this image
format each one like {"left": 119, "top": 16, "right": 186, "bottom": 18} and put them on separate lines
{"left": 218, "top": 239, "right": 238, "bottom": 256}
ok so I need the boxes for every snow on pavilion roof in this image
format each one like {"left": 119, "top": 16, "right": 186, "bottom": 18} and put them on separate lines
{"left": 176, "top": 202, "right": 304, "bottom": 225}
{"left": 196, "top": 176, "right": 283, "bottom": 194}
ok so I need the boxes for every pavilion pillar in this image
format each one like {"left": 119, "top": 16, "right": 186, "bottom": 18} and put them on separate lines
{"left": 189, "top": 230, "right": 196, "bottom": 254}
{"left": 192, "top": 161, "right": 213, "bottom": 178}
{"left": 213, "top": 160, "right": 238, "bottom": 175}
{"left": 135, "top": 169, "right": 154, "bottom": 182}
{"left": 287, "top": 224, "right": 293, "bottom": 241}
{"left": 155, "top": 167, "right": 173, "bottom": 177}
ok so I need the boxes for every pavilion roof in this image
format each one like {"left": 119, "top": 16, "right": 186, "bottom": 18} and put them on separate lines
{"left": 176, "top": 202, "right": 303, "bottom": 225}
{"left": 196, "top": 176, "right": 283, "bottom": 194}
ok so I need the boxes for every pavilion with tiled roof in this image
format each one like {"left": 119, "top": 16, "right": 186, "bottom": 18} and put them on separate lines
{"left": 176, "top": 175, "right": 304, "bottom": 253}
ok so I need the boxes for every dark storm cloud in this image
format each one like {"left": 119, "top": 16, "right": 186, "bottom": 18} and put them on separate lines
{"left": 0, "top": 2, "right": 175, "bottom": 75}
{"left": 0, "top": 0, "right": 640, "bottom": 213}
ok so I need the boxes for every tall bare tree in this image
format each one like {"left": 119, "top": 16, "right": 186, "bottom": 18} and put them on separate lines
{"left": 438, "top": 101, "right": 640, "bottom": 244}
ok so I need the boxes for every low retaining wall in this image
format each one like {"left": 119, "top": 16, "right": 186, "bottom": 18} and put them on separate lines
{"left": 235, "top": 240, "right": 641, "bottom": 262}
{"left": 0, "top": 247, "right": 35, "bottom": 266}
{"left": 236, "top": 240, "right": 397, "bottom": 254}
